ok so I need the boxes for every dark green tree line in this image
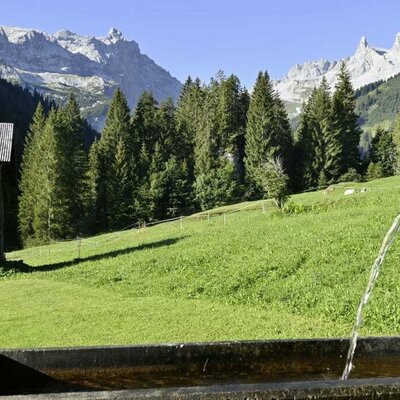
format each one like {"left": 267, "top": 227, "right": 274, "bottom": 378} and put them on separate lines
{"left": 19, "top": 95, "right": 88, "bottom": 245}
{"left": 244, "top": 71, "right": 293, "bottom": 196}
{"left": 18, "top": 65, "right": 380, "bottom": 247}
{"left": 295, "top": 63, "right": 363, "bottom": 190}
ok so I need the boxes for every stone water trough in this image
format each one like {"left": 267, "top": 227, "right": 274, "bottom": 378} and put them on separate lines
{"left": 2, "top": 336, "right": 400, "bottom": 399}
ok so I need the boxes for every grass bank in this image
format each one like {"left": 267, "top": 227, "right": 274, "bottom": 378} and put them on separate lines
{"left": 2, "top": 176, "right": 400, "bottom": 348}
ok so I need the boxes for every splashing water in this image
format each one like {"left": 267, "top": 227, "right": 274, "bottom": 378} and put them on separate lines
{"left": 341, "top": 214, "right": 400, "bottom": 380}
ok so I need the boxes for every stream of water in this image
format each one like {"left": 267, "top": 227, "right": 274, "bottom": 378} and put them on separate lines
{"left": 341, "top": 214, "right": 400, "bottom": 380}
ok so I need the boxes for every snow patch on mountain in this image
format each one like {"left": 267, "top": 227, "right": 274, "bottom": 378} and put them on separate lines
{"left": 0, "top": 26, "right": 182, "bottom": 130}
{"left": 275, "top": 32, "right": 400, "bottom": 110}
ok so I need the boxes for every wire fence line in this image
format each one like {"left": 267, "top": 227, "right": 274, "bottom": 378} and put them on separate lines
{"left": 5, "top": 182, "right": 397, "bottom": 263}
{"left": 5, "top": 199, "right": 270, "bottom": 262}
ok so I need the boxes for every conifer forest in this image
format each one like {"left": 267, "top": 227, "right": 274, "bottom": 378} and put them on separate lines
{"left": 7, "top": 63, "right": 400, "bottom": 248}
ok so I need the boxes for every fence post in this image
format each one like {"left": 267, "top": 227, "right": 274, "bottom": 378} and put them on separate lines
{"left": 208, "top": 212, "right": 210, "bottom": 224}
{"left": 180, "top": 216, "right": 183, "bottom": 230}
{"left": 262, "top": 201, "right": 266, "bottom": 214}
{"left": 224, "top": 213, "right": 227, "bottom": 226}
{"left": 76, "top": 237, "right": 81, "bottom": 260}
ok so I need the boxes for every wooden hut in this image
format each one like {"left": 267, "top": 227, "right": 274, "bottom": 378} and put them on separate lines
{"left": 0, "top": 123, "right": 14, "bottom": 261}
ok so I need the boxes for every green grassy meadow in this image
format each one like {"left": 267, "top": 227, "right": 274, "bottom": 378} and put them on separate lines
{"left": 2, "top": 176, "right": 400, "bottom": 348}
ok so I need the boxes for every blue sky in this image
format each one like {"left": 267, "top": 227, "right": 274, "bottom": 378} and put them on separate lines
{"left": 2, "top": 0, "right": 400, "bottom": 88}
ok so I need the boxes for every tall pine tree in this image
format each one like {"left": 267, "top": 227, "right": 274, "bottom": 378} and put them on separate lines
{"left": 19, "top": 100, "right": 88, "bottom": 244}
{"left": 293, "top": 90, "right": 317, "bottom": 190}
{"left": 391, "top": 112, "right": 400, "bottom": 174}
{"left": 331, "top": 62, "right": 362, "bottom": 173}
{"left": 175, "top": 77, "right": 204, "bottom": 180}
{"left": 244, "top": 71, "right": 293, "bottom": 195}
{"left": 132, "top": 91, "right": 159, "bottom": 157}
{"left": 30, "top": 108, "right": 62, "bottom": 242}
{"left": 217, "top": 74, "right": 249, "bottom": 182}
{"left": 194, "top": 76, "right": 220, "bottom": 176}
{"left": 18, "top": 103, "right": 47, "bottom": 245}
{"left": 58, "top": 94, "right": 88, "bottom": 234}
{"left": 370, "top": 127, "right": 397, "bottom": 177}
{"left": 89, "top": 88, "right": 134, "bottom": 231}
{"left": 311, "top": 77, "right": 341, "bottom": 185}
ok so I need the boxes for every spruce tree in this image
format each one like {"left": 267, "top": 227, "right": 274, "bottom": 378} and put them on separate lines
{"left": 392, "top": 112, "right": 400, "bottom": 173}
{"left": 192, "top": 75, "right": 242, "bottom": 209}
{"left": 164, "top": 157, "right": 192, "bottom": 216}
{"left": 366, "top": 162, "right": 384, "bottom": 180}
{"left": 217, "top": 75, "right": 249, "bottom": 182}
{"left": 132, "top": 91, "right": 159, "bottom": 156}
{"left": 332, "top": 62, "right": 362, "bottom": 173}
{"left": 273, "top": 94, "right": 294, "bottom": 181}
{"left": 147, "top": 147, "right": 192, "bottom": 219}
{"left": 237, "top": 89, "right": 250, "bottom": 182}
{"left": 194, "top": 77, "right": 220, "bottom": 176}
{"left": 18, "top": 103, "right": 46, "bottom": 245}
{"left": 19, "top": 98, "right": 89, "bottom": 244}
{"left": 293, "top": 90, "right": 316, "bottom": 190}
{"left": 157, "top": 97, "right": 178, "bottom": 158}
{"left": 245, "top": 71, "right": 275, "bottom": 190}
{"left": 134, "top": 143, "right": 152, "bottom": 222}
{"left": 296, "top": 68, "right": 361, "bottom": 189}
{"left": 57, "top": 94, "right": 88, "bottom": 234}
{"left": 217, "top": 74, "right": 240, "bottom": 153}
{"left": 254, "top": 157, "right": 289, "bottom": 209}
{"left": 177, "top": 74, "right": 245, "bottom": 209}
{"left": 0, "top": 78, "right": 54, "bottom": 249}
{"left": 92, "top": 88, "right": 134, "bottom": 231}
{"left": 244, "top": 71, "right": 293, "bottom": 195}
{"left": 86, "top": 139, "right": 102, "bottom": 233}
{"left": 131, "top": 91, "right": 160, "bottom": 221}
{"left": 108, "top": 136, "right": 132, "bottom": 228}
{"left": 194, "top": 161, "right": 237, "bottom": 210}
{"left": 370, "top": 127, "right": 397, "bottom": 176}
{"left": 148, "top": 142, "right": 167, "bottom": 220}
{"left": 175, "top": 77, "right": 204, "bottom": 181}
{"left": 31, "top": 108, "right": 60, "bottom": 242}
{"left": 310, "top": 78, "right": 341, "bottom": 186}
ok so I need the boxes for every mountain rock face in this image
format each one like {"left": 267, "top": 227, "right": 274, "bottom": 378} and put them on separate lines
{"left": 275, "top": 33, "right": 400, "bottom": 116}
{"left": 0, "top": 26, "right": 182, "bottom": 130}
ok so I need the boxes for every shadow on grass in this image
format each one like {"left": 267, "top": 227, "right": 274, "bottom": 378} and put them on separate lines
{"left": 2, "top": 237, "right": 186, "bottom": 274}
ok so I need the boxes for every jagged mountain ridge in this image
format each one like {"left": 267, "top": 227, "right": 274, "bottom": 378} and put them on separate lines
{"left": 0, "top": 26, "right": 182, "bottom": 130}
{"left": 2, "top": 26, "right": 399, "bottom": 130}
{"left": 275, "top": 33, "right": 400, "bottom": 116}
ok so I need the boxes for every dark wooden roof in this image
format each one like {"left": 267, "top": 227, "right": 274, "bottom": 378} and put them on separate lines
{"left": 0, "top": 123, "right": 14, "bottom": 162}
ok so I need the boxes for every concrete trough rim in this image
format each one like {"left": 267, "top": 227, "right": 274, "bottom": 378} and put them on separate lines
{"left": 3, "top": 337, "right": 400, "bottom": 399}
{"left": 1, "top": 335, "right": 396, "bottom": 353}
{"left": 4, "top": 377, "right": 400, "bottom": 399}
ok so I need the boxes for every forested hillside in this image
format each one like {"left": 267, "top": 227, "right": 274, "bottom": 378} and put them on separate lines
{"left": 5, "top": 57, "right": 398, "bottom": 251}
{"left": 0, "top": 78, "right": 98, "bottom": 250}
{"left": 17, "top": 65, "right": 369, "bottom": 248}
{"left": 355, "top": 73, "right": 400, "bottom": 131}
{"left": 0, "top": 79, "right": 54, "bottom": 249}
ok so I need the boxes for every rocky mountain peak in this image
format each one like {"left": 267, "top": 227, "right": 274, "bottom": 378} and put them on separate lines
{"left": 392, "top": 32, "right": 400, "bottom": 49}
{"left": 357, "top": 36, "right": 369, "bottom": 52}
{"left": 274, "top": 31, "right": 400, "bottom": 115}
{"left": 106, "top": 28, "right": 124, "bottom": 44}
{"left": 0, "top": 25, "right": 182, "bottom": 131}
{"left": 54, "top": 29, "right": 76, "bottom": 39}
